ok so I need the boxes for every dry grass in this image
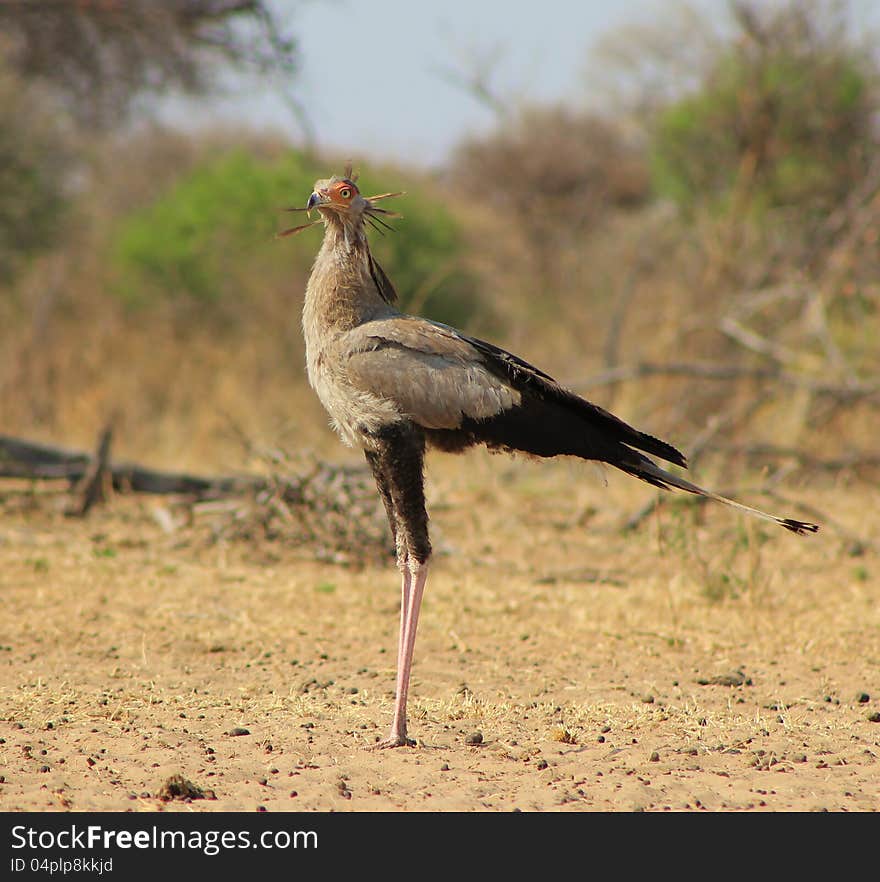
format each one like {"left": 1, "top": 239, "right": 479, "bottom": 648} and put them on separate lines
{"left": 1, "top": 448, "right": 877, "bottom": 812}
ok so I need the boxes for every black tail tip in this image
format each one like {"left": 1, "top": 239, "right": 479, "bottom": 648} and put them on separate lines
{"left": 781, "top": 518, "right": 820, "bottom": 535}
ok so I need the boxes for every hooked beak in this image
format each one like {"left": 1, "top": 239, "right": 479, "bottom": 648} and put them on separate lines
{"left": 307, "top": 188, "right": 331, "bottom": 210}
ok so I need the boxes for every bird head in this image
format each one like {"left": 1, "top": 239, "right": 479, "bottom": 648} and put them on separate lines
{"left": 308, "top": 174, "right": 369, "bottom": 222}
{"left": 279, "top": 164, "right": 401, "bottom": 239}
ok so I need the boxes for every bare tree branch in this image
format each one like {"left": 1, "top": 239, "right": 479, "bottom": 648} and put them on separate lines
{"left": 568, "top": 361, "right": 880, "bottom": 404}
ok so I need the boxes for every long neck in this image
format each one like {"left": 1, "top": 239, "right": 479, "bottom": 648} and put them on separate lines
{"left": 303, "top": 221, "right": 393, "bottom": 339}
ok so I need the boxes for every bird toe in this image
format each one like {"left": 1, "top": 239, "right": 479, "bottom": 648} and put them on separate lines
{"left": 369, "top": 733, "right": 416, "bottom": 750}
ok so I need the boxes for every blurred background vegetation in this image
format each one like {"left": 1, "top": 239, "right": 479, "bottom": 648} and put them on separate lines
{"left": 1, "top": 0, "right": 878, "bottom": 485}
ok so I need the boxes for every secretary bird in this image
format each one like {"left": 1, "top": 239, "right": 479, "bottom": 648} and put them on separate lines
{"left": 287, "top": 167, "right": 818, "bottom": 749}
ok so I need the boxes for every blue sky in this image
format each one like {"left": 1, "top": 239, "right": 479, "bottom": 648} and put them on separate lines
{"left": 278, "top": 0, "right": 689, "bottom": 163}
{"left": 160, "top": 0, "right": 877, "bottom": 167}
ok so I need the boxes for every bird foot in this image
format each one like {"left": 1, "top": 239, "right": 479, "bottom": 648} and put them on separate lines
{"left": 369, "top": 733, "right": 415, "bottom": 750}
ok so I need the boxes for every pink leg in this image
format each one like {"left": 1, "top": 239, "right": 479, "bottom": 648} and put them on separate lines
{"left": 372, "top": 560, "right": 429, "bottom": 748}
{"left": 396, "top": 564, "right": 412, "bottom": 683}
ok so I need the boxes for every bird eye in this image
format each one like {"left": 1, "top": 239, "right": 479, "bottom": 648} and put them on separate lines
{"left": 339, "top": 187, "right": 351, "bottom": 199}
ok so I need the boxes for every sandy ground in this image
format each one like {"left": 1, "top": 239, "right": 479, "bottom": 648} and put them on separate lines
{"left": 1, "top": 451, "right": 878, "bottom": 812}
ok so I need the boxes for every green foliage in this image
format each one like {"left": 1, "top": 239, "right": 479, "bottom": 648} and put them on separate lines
{"left": 111, "top": 149, "right": 479, "bottom": 327}
{"left": 650, "top": 5, "right": 876, "bottom": 216}
{"left": 111, "top": 149, "right": 300, "bottom": 304}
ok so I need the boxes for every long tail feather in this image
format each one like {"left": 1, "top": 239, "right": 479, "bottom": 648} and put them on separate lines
{"left": 623, "top": 456, "right": 819, "bottom": 535}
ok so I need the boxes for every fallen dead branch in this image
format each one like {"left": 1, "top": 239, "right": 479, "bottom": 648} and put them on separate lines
{"left": 67, "top": 423, "right": 114, "bottom": 516}
{"left": 0, "top": 431, "right": 260, "bottom": 497}
{"left": 0, "top": 430, "right": 390, "bottom": 564}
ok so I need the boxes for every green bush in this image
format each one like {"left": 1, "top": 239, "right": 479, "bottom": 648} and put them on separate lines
{"left": 111, "top": 149, "right": 479, "bottom": 327}
{"left": 650, "top": 4, "right": 876, "bottom": 216}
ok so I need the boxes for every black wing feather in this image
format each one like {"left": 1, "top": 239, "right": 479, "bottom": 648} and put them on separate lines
{"left": 460, "top": 332, "right": 688, "bottom": 469}
{"left": 368, "top": 252, "right": 398, "bottom": 305}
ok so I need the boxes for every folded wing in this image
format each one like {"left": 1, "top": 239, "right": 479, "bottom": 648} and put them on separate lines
{"left": 344, "top": 316, "right": 687, "bottom": 469}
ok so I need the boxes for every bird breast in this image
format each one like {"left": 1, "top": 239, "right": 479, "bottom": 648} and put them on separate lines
{"left": 300, "top": 329, "right": 391, "bottom": 447}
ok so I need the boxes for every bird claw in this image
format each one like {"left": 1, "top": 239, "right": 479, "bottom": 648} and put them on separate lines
{"left": 369, "top": 733, "right": 415, "bottom": 750}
